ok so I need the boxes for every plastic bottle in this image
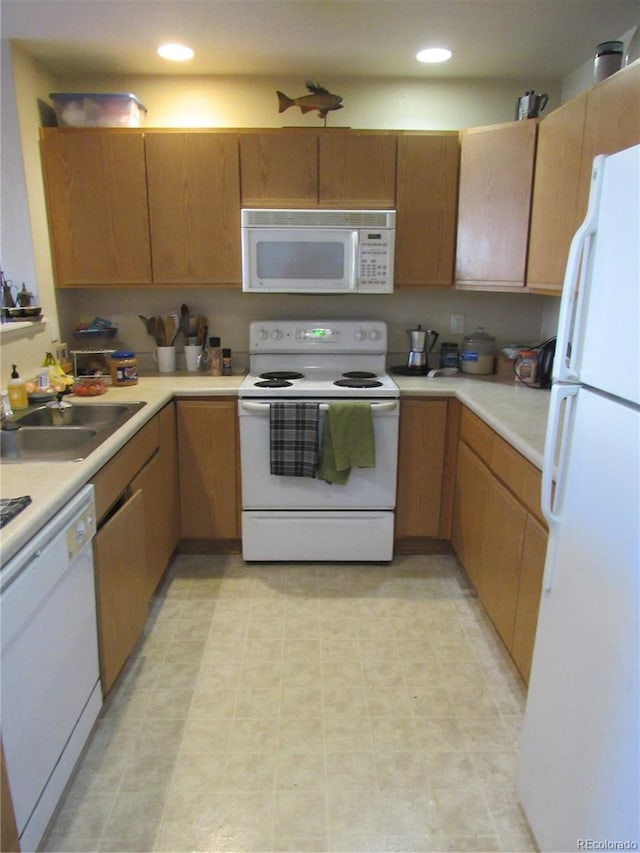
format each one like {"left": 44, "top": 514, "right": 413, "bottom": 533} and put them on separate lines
{"left": 7, "top": 365, "right": 28, "bottom": 410}
{"left": 209, "top": 337, "right": 222, "bottom": 376}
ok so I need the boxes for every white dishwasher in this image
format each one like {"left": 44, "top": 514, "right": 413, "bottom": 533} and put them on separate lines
{"left": 1, "top": 484, "right": 102, "bottom": 853}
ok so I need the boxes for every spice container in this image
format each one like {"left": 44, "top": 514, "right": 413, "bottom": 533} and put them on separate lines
{"left": 222, "top": 348, "right": 232, "bottom": 375}
{"left": 209, "top": 337, "right": 222, "bottom": 376}
{"left": 460, "top": 327, "right": 496, "bottom": 375}
{"left": 439, "top": 342, "right": 459, "bottom": 369}
{"left": 514, "top": 349, "right": 539, "bottom": 386}
{"left": 110, "top": 351, "right": 138, "bottom": 386}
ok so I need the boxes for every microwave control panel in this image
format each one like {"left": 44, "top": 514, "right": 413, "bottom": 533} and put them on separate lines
{"left": 357, "top": 229, "right": 395, "bottom": 293}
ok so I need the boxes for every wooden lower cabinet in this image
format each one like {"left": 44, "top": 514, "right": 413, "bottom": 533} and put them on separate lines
{"left": 91, "top": 407, "right": 179, "bottom": 695}
{"left": 452, "top": 407, "right": 548, "bottom": 682}
{"left": 1, "top": 740, "right": 20, "bottom": 852}
{"left": 511, "top": 515, "right": 547, "bottom": 682}
{"left": 93, "top": 490, "right": 147, "bottom": 694}
{"left": 479, "top": 476, "right": 528, "bottom": 647}
{"left": 131, "top": 404, "right": 180, "bottom": 597}
{"left": 177, "top": 398, "right": 240, "bottom": 546}
{"left": 452, "top": 440, "right": 491, "bottom": 589}
{"left": 395, "top": 398, "right": 460, "bottom": 551}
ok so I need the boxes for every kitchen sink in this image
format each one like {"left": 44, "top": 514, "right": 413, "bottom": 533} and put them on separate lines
{"left": 1, "top": 401, "right": 146, "bottom": 462}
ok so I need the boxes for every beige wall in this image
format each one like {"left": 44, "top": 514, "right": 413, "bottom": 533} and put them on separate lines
{"left": 3, "top": 52, "right": 561, "bottom": 383}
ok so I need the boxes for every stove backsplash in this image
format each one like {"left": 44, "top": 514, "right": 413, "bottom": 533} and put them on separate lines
{"left": 56, "top": 287, "right": 557, "bottom": 373}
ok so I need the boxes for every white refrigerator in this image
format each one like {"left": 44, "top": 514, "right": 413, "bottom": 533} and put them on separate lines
{"left": 517, "top": 143, "right": 640, "bottom": 850}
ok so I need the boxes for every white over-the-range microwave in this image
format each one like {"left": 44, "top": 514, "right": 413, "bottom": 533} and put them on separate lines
{"left": 241, "top": 208, "right": 395, "bottom": 293}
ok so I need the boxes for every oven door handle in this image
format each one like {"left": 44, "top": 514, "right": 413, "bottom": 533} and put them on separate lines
{"left": 239, "top": 400, "right": 398, "bottom": 414}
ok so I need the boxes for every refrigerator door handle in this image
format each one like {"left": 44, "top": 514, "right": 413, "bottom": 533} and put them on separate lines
{"left": 541, "top": 382, "right": 579, "bottom": 590}
{"left": 554, "top": 155, "right": 605, "bottom": 384}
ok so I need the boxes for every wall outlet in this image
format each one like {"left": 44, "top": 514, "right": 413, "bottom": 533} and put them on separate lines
{"left": 450, "top": 314, "right": 465, "bottom": 334}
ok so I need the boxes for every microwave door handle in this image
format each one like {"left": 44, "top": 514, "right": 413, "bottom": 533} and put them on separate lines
{"left": 350, "top": 231, "right": 359, "bottom": 291}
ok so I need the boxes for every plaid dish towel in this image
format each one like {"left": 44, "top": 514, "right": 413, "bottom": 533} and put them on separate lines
{"left": 0, "top": 496, "right": 32, "bottom": 528}
{"left": 270, "top": 402, "right": 319, "bottom": 478}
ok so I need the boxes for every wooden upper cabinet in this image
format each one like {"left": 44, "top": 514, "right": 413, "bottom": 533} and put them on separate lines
{"left": 579, "top": 60, "right": 640, "bottom": 213}
{"left": 456, "top": 120, "right": 537, "bottom": 290}
{"left": 146, "top": 132, "right": 241, "bottom": 284}
{"left": 239, "top": 130, "right": 396, "bottom": 208}
{"left": 527, "top": 93, "right": 588, "bottom": 293}
{"left": 395, "top": 133, "right": 459, "bottom": 287}
{"left": 527, "top": 62, "right": 639, "bottom": 296}
{"left": 240, "top": 131, "right": 317, "bottom": 206}
{"left": 40, "top": 129, "right": 152, "bottom": 286}
{"left": 318, "top": 132, "right": 396, "bottom": 207}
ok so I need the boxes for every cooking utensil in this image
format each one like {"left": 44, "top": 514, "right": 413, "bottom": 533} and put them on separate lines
{"left": 195, "top": 315, "right": 207, "bottom": 346}
{"left": 138, "top": 314, "right": 156, "bottom": 337}
{"left": 196, "top": 325, "right": 210, "bottom": 371}
{"left": 179, "top": 303, "right": 191, "bottom": 341}
{"left": 155, "top": 315, "right": 165, "bottom": 346}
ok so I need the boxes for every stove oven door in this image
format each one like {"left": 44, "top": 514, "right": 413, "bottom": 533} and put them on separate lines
{"left": 238, "top": 399, "right": 399, "bottom": 509}
{"left": 238, "top": 399, "right": 399, "bottom": 561}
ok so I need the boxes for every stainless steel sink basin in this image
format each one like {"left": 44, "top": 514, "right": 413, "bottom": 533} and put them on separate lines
{"left": 1, "top": 401, "right": 147, "bottom": 462}
{"left": 16, "top": 403, "right": 134, "bottom": 428}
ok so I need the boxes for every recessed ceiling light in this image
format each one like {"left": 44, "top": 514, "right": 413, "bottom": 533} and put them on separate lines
{"left": 157, "top": 43, "right": 194, "bottom": 62}
{"left": 416, "top": 47, "right": 452, "bottom": 64}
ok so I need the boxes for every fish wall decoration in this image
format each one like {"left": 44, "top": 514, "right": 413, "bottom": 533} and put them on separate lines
{"left": 276, "top": 82, "right": 343, "bottom": 124}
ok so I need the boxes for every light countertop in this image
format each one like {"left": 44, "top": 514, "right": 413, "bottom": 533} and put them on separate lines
{"left": 0, "top": 372, "right": 549, "bottom": 567}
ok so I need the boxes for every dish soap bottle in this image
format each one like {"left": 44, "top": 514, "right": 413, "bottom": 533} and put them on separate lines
{"left": 8, "top": 365, "right": 28, "bottom": 410}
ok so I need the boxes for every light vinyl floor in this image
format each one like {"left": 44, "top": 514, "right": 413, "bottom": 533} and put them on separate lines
{"left": 42, "top": 553, "right": 537, "bottom": 852}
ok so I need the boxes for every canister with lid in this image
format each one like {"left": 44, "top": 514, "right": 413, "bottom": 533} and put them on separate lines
{"left": 460, "top": 327, "right": 496, "bottom": 375}
{"left": 110, "top": 351, "right": 138, "bottom": 386}
{"left": 439, "top": 342, "right": 460, "bottom": 369}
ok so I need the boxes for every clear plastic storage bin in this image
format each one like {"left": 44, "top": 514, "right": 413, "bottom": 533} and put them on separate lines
{"left": 49, "top": 92, "right": 147, "bottom": 127}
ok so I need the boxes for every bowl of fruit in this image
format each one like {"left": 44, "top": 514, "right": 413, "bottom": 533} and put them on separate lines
{"left": 72, "top": 377, "right": 108, "bottom": 397}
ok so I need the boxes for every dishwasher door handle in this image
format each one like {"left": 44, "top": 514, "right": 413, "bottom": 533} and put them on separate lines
{"left": 239, "top": 400, "right": 398, "bottom": 414}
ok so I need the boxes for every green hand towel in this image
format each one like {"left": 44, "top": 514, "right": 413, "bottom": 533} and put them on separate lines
{"left": 318, "top": 402, "right": 375, "bottom": 484}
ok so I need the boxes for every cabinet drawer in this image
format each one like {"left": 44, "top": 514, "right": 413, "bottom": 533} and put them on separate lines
{"left": 459, "top": 407, "right": 494, "bottom": 465}
{"left": 490, "top": 434, "right": 543, "bottom": 523}
{"left": 91, "top": 416, "right": 159, "bottom": 521}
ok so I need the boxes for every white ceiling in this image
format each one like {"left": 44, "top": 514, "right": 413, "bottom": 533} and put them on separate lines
{"left": 2, "top": 0, "right": 638, "bottom": 81}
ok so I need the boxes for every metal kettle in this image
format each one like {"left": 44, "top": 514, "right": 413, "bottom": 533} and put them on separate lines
{"left": 406, "top": 325, "right": 439, "bottom": 370}
{"left": 515, "top": 90, "right": 549, "bottom": 120}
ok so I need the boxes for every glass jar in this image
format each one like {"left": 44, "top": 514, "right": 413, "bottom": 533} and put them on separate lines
{"left": 461, "top": 327, "right": 496, "bottom": 375}
{"left": 439, "top": 342, "right": 460, "bottom": 369}
{"left": 110, "top": 350, "right": 138, "bottom": 386}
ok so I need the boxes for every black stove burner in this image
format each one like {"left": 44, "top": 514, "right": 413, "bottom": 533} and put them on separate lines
{"left": 342, "top": 371, "right": 378, "bottom": 379}
{"left": 259, "top": 371, "right": 304, "bottom": 380}
{"left": 255, "top": 379, "right": 293, "bottom": 388}
{"left": 333, "top": 378, "right": 383, "bottom": 389}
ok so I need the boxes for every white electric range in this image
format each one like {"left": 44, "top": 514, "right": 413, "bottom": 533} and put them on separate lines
{"left": 238, "top": 320, "right": 400, "bottom": 561}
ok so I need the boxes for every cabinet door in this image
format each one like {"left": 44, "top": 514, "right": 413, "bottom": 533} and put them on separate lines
{"left": 579, "top": 61, "right": 640, "bottom": 217}
{"left": 130, "top": 405, "right": 180, "bottom": 597}
{"left": 456, "top": 120, "right": 537, "bottom": 290}
{"left": 146, "top": 132, "right": 241, "bottom": 284}
{"left": 177, "top": 399, "right": 239, "bottom": 540}
{"left": 240, "top": 132, "right": 317, "bottom": 206}
{"left": 452, "top": 440, "right": 491, "bottom": 589}
{"left": 395, "top": 399, "right": 447, "bottom": 537}
{"left": 1, "top": 741, "right": 19, "bottom": 853}
{"left": 511, "top": 514, "right": 547, "bottom": 682}
{"left": 527, "top": 93, "right": 588, "bottom": 293}
{"left": 318, "top": 133, "right": 396, "bottom": 207}
{"left": 395, "top": 133, "right": 459, "bottom": 287}
{"left": 93, "top": 489, "right": 147, "bottom": 694}
{"left": 40, "top": 129, "right": 151, "bottom": 286}
{"left": 479, "top": 476, "right": 527, "bottom": 648}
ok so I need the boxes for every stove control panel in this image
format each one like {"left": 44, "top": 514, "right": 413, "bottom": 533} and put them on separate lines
{"left": 249, "top": 320, "right": 388, "bottom": 353}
